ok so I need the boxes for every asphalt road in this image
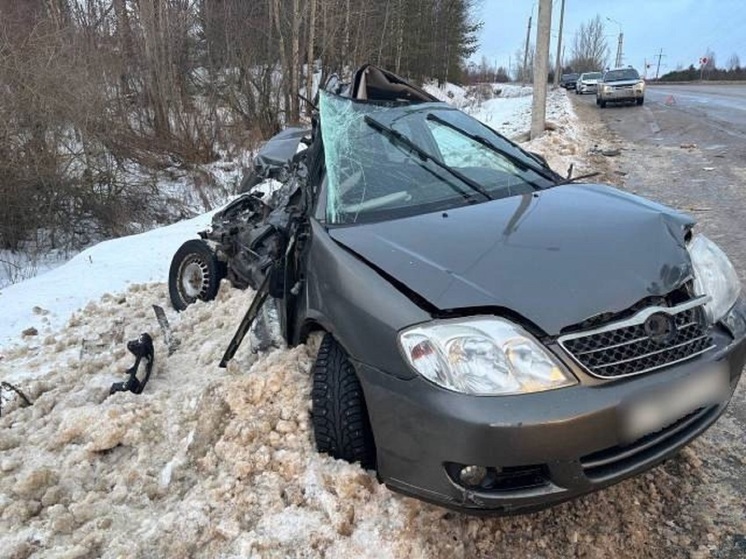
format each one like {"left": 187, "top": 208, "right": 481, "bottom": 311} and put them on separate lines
{"left": 572, "top": 85, "right": 746, "bottom": 558}
{"left": 576, "top": 83, "right": 746, "bottom": 279}
{"left": 646, "top": 84, "right": 746, "bottom": 134}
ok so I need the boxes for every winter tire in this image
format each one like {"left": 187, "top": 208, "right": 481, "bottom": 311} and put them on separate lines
{"left": 168, "top": 239, "right": 225, "bottom": 311}
{"left": 311, "top": 334, "right": 376, "bottom": 469}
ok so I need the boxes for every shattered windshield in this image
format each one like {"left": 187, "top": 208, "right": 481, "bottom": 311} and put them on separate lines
{"left": 319, "top": 92, "right": 554, "bottom": 225}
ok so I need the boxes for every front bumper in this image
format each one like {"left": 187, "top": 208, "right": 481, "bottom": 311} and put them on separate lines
{"left": 598, "top": 87, "right": 644, "bottom": 102}
{"left": 356, "top": 306, "right": 746, "bottom": 515}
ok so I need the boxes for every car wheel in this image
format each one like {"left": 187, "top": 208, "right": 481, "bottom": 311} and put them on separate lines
{"left": 312, "top": 334, "right": 376, "bottom": 469}
{"left": 168, "top": 239, "right": 226, "bottom": 311}
{"left": 599, "top": 100, "right": 607, "bottom": 108}
{"left": 636, "top": 97, "right": 644, "bottom": 106}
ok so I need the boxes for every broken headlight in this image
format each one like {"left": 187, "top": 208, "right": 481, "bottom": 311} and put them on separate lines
{"left": 399, "top": 318, "right": 576, "bottom": 396}
{"left": 689, "top": 234, "right": 741, "bottom": 322}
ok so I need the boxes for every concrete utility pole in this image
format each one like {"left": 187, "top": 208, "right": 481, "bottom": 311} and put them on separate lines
{"left": 531, "top": 0, "right": 552, "bottom": 140}
{"left": 654, "top": 48, "right": 666, "bottom": 80}
{"left": 523, "top": 14, "right": 533, "bottom": 83}
{"left": 553, "top": 0, "right": 566, "bottom": 86}
{"left": 606, "top": 17, "right": 624, "bottom": 68}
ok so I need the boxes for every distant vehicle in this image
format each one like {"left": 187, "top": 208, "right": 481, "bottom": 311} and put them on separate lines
{"left": 597, "top": 67, "right": 645, "bottom": 108}
{"left": 576, "top": 72, "right": 603, "bottom": 95}
{"left": 560, "top": 72, "right": 579, "bottom": 89}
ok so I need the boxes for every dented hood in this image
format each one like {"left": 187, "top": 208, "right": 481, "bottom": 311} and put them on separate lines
{"left": 329, "top": 184, "right": 695, "bottom": 335}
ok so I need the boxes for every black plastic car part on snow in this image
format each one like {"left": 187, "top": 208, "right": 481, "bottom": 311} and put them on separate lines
{"left": 168, "top": 64, "right": 746, "bottom": 516}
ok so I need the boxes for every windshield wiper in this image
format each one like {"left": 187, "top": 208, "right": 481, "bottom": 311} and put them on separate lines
{"left": 425, "top": 113, "right": 559, "bottom": 184}
{"left": 363, "top": 115, "right": 492, "bottom": 201}
{"left": 554, "top": 171, "right": 601, "bottom": 185}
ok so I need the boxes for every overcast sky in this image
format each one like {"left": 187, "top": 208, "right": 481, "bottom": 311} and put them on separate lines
{"left": 473, "top": 0, "right": 746, "bottom": 77}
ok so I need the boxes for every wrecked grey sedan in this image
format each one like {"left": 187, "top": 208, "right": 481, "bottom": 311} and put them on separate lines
{"left": 169, "top": 65, "right": 746, "bottom": 515}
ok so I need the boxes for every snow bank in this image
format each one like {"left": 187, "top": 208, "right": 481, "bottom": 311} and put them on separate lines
{"left": 0, "top": 212, "right": 216, "bottom": 349}
{"left": 0, "top": 279, "right": 712, "bottom": 559}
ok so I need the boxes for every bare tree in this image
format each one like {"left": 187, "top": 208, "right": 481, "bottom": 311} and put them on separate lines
{"left": 0, "top": 0, "right": 483, "bottom": 253}
{"left": 703, "top": 49, "right": 717, "bottom": 71}
{"left": 727, "top": 53, "right": 741, "bottom": 71}
{"left": 569, "top": 15, "right": 608, "bottom": 72}
{"left": 305, "top": 0, "right": 317, "bottom": 115}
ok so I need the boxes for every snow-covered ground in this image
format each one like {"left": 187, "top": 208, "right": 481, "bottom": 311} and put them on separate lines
{"left": 0, "top": 86, "right": 599, "bottom": 558}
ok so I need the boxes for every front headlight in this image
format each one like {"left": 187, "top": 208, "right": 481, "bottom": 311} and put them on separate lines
{"left": 399, "top": 318, "right": 576, "bottom": 396}
{"left": 689, "top": 234, "right": 741, "bottom": 322}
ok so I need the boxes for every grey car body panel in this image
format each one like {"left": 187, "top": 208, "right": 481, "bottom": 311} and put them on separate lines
{"left": 254, "top": 126, "right": 309, "bottom": 170}
{"left": 293, "top": 219, "right": 430, "bottom": 378}
{"left": 329, "top": 183, "right": 695, "bottom": 336}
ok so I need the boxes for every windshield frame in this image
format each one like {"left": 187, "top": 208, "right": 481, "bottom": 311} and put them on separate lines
{"left": 318, "top": 92, "right": 558, "bottom": 226}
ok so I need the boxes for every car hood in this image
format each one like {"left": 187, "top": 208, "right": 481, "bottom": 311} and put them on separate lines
{"left": 329, "top": 184, "right": 695, "bottom": 335}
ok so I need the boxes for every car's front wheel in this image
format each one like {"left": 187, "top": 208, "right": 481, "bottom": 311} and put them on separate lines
{"left": 168, "top": 239, "right": 226, "bottom": 311}
{"left": 311, "top": 334, "right": 376, "bottom": 469}
{"left": 599, "top": 99, "right": 607, "bottom": 108}
{"left": 636, "top": 97, "right": 645, "bottom": 106}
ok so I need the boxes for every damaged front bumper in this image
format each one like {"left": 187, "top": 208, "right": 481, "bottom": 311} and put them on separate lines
{"left": 356, "top": 302, "right": 746, "bottom": 515}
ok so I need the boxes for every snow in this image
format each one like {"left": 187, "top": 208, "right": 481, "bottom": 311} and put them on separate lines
{"left": 0, "top": 212, "right": 214, "bottom": 349}
{"left": 0, "top": 86, "right": 603, "bottom": 557}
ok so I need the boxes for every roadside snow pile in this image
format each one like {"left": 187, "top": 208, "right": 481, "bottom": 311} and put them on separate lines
{"left": 0, "top": 281, "right": 720, "bottom": 558}
{"left": 424, "top": 82, "right": 532, "bottom": 109}
{"left": 422, "top": 81, "right": 469, "bottom": 105}
{"left": 519, "top": 88, "right": 593, "bottom": 177}
{"left": 0, "top": 212, "right": 215, "bottom": 349}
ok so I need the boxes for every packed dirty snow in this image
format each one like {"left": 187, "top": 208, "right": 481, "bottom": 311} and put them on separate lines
{"left": 3, "top": 86, "right": 735, "bottom": 558}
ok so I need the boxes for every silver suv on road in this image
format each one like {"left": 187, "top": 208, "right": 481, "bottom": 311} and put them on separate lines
{"left": 597, "top": 67, "right": 645, "bottom": 108}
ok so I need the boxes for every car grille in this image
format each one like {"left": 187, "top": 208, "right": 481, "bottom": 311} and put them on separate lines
{"left": 559, "top": 298, "right": 714, "bottom": 379}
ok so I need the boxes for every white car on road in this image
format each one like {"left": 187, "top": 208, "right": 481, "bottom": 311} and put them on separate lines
{"left": 576, "top": 72, "right": 603, "bottom": 95}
